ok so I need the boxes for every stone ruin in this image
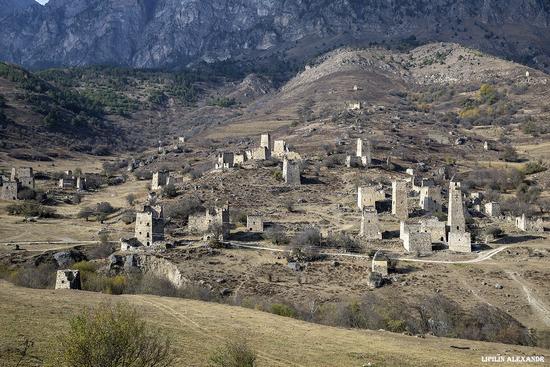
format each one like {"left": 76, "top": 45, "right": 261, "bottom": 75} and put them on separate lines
{"left": 346, "top": 138, "right": 372, "bottom": 168}
{"left": 348, "top": 101, "right": 363, "bottom": 110}
{"left": 419, "top": 186, "right": 443, "bottom": 213}
{"left": 215, "top": 152, "right": 235, "bottom": 170}
{"left": 251, "top": 146, "right": 271, "bottom": 160}
{"left": 152, "top": 171, "right": 169, "bottom": 190}
{"left": 272, "top": 140, "right": 289, "bottom": 158}
{"left": 55, "top": 269, "right": 81, "bottom": 290}
{"left": 360, "top": 206, "right": 382, "bottom": 240}
{"left": 121, "top": 205, "right": 165, "bottom": 251}
{"left": 401, "top": 221, "right": 432, "bottom": 254}
{"left": 233, "top": 152, "right": 248, "bottom": 165}
{"left": 484, "top": 202, "right": 501, "bottom": 217}
{"left": 283, "top": 157, "right": 301, "bottom": 185}
{"left": 260, "top": 133, "right": 272, "bottom": 150}
{"left": 11, "top": 167, "right": 34, "bottom": 189}
{"left": 420, "top": 217, "right": 447, "bottom": 244}
{"left": 371, "top": 250, "right": 389, "bottom": 276}
{"left": 357, "top": 185, "right": 385, "bottom": 211}
{"left": 188, "top": 204, "right": 230, "bottom": 240}
{"left": 58, "top": 170, "right": 86, "bottom": 190}
{"left": 391, "top": 180, "right": 408, "bottom": 220}
{"left": 516, "top": 214, "right": 544, "bottom": 232}
{"left": 246, "top": 215, "right": 264, "bottom": 232}
{"left": 1, "top": 167, "right": 35, "bottom": 200}
{"left": 1, "top": 180, "right": 19, "bottom": 201}
{"left": 448, "top": 232, "right": 472, "bottom": 253}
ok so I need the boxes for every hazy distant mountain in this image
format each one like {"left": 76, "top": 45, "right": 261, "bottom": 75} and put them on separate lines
{"left": 0, "top": 0, "right": 549, "bottom": 71}
{"left": 0, "top": 0, "right": 37, "bottom": 18}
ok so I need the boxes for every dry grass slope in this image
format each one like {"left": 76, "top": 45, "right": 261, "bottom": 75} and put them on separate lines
{"left": 0, "top": 281, "right": 547, "bottom": 367}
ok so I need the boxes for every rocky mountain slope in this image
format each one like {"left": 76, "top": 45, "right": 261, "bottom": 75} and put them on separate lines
{"left": 0, "top": 0, "right": 36, "bottom": 18}
{"left": 1, "top": 0, "right": 549, "bottom": 71}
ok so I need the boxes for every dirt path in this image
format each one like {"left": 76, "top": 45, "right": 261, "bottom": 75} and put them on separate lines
{"left": 227, "top": 241, "right": 513, "bottom": 264}
{"left": 506, "top": 271, "right": 550, "bottom": 327}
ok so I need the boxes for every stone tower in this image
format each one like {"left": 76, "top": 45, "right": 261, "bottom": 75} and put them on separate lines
{"left": 260, "top": 133, "right": 272, "bottom": 150}
{"left": 360, "top": 207, "right": 382, "bottom": 240}
{"left": 448, "top": 181, "right": 466, "bottom": 232}
{"left": 152, "top": 171, "right": 168, "bottom": 191}
{"left": 283, "top": 158, "right": 301, "bottom": 185}
{"left": 391, "top": 180, "right": 408, "bottom": 220}
{"left": 135, "top": 205, "right": 164, "bottom": 247}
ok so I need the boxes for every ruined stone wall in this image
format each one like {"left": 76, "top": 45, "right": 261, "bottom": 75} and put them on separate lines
{"left": 55, "top": 270, "right": 81, "bottom": 290}
{"left": 1, "top": 181, "right": 19, "bottom": 200}
{"left": 420, "top": 217, "right": 447, "bottom": 244}
{"left": 419, "top": 186, "right": 443, "bottom": 212}
{"left": 357, "top": 186, "right": 385, "bottom": 210}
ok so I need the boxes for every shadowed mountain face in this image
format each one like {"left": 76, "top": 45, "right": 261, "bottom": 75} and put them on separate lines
{"left": 0, "top": 0, "right": 37, "bottom": 17}
{"left": 0, "top": 0, "right": 549, "bottom": 70}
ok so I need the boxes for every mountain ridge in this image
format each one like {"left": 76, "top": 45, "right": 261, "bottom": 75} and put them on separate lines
{"left": 0, "top": 0, "right": 549, "bottom": 71}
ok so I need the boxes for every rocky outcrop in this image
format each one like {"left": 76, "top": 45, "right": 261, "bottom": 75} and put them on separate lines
{"left": 0, "top": 0, "right": 549, "bottom": 71}
{"left": 112, "top": 254, "right": 186, "bottom": 288}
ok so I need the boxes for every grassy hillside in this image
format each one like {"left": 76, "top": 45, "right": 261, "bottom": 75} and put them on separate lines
{"left": 0, "top": 281, "right": 546, "bottom": 367}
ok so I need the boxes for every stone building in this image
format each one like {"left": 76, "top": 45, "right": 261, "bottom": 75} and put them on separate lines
{"left": 55, "top": 270, "right": 81, "bottom": 290}
{"left": 348, "top": 101, "right": 363, "bottom": 110}
{"left": 448, "top": 181, "right": 466, "bottom": 233}
{"left": 371, "top": 250, "right": 389, "bottom": 276}
{"left": 59, "top": 177, "right": 76, "bottom": 188}
{"left": 283, "top": 158, "right": 301, "bottom": 185}
{"left": 152, "top": 171, "right": 169, "bottom": 190}
{"left": 391, "top": 180, "right": 408, "bottom": 220}
{"left": 246, "top": 215, "right": 264, "bottom": 232}
{"left": 400, "top": 221, "right": 433, "bottom": 254}
{"left": 356, "top": 138, "right": 372, "bottom": 167}
{"left": 76, "top": 176, "right": 86, "bottom": 190}
{"left": 272, "top": 140, "right": 288, "bottom": 157}
{"left": 233, "top": 152, "right": 247, "bottom": 165}
{"left": 260, "top": 133, "right": 272, "bottom": 150}
{"left": 215, "top": 153, "right": 235, "bottom": 170}
{"left": 448, "top": 231, "right": 472, "bottom": 252}
{"left": 357, "top": 186, "right": 385, "bottom": 210}
{"left": 1, "top": 181, "right": 19, "bottom": 200}
{"left": 485, "top": 202, "right": 501, "bottom": 217}
{"left": 251, "top": 147, "right": 271, "bottom": 160}
{"left": 10, "top": 167, "right": 34, "bottom": 189}
{"left": 188, "top": 205, "right": 230, "bottom": 240}
{"left": 360, "top": 207, "right": 382, "bottom": 240}
{"left": 516, "top": 214, "right": 544, "bottom": 232}
{"left": 419, "top": 186, "right": 443, "bottom": 212}
{"left": 135, "top": 205, "right": 164, "bottom": 247}
{"left": 419, "top": 217, "right": 447, "bottom": 244}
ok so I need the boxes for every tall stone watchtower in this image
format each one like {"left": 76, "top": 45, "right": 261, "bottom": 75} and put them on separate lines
{"left": 135, "top": 205, "right": 164, "bottom": 247}
{"left": 260, "top": 133, "right": 272, "bottom": 150}
{"left": 448, "top": 181, "right": 466, "bottom": 232}
{"left": 391, "top": 180, "right": 408, "bottom": 220}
